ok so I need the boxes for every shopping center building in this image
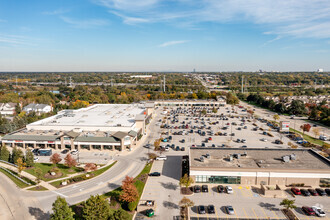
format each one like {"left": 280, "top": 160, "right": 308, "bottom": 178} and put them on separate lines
{"left": 189, "top": 148, "right": 330, "bottom": 187}
{"left": 1, "top": 103, "right": 154, "bottom": 151}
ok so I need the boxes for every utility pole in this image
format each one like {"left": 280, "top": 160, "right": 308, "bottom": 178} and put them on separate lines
{"left": 241, "top": 76, "right": 244, "bottom": 93}
{"left": 69, "top": 76, "right": 72, "bottom": 87}
{"left": 163, "top": 75, "right": 166, "bottom": 92}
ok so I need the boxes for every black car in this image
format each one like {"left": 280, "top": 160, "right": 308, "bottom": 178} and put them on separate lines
{"left": 61, "top": 149, "right": 69, "bottom": 154}
{"left": 217, "top": 185, "right": 225, "bottom": 193}
{"left": 325, "top": 188, "right": 330, "bottom": 196}
{"left": 194, "top": 185, "right": 201, "bottom": 193}
{"left": 198, "top": 205, "right": 206, "bottom": 214}
{"left": 32, "top": 148, "right": 39, "bottom": 155}
{"left": 308, "top": 188, "right": 318, "bottom": 196}
{"left": 207, "top": 205, "right": 215, "bottom": 214}
{"left": 202, "top": 185, "right": 209, "bottom": 193}
{"left": 148, "top": 172, "right": 161, "bottom": 177}
{"left": 315, "top": 188, "right": 326, "bottom": 196}
{"left": 176, "top": 146, "right": 180, "bottom": 151}
{"left": 181, "top": 147, "right": 185, "bottom": 151}
{"left": 300, "top": 189, "right": 311, "bottom": 196}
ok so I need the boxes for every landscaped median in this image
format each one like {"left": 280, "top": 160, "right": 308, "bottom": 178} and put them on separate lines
{"left": 289, "top": 128, "right": 326, "bottom": 146}
{"left": 70, "top": 161, "right": 153, "bottom": 219}
{"left": 50, "top": 161, "right": 117, "bottom": 188}
{"left": 0, "top": 166, "right": 36, "bottom": 188}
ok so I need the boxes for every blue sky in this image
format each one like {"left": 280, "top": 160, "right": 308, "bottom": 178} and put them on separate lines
{"left": 1, "top": 0, "right": 330, "bottom": 72}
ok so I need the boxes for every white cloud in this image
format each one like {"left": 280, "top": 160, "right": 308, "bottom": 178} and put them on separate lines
{"left": 158, "top": 40, "right": 189, "bottom": 47}
{"left": 0, "top": 34, "right": 36, "bottom": 46}
{"left": 60, "top": 16, "right": 108, "bottom": 28}
{"left": 93, "top": 0, "right": 330, "bottom": 38}
{"left": 110, "top": 11, "right": 150, "bottom": 25}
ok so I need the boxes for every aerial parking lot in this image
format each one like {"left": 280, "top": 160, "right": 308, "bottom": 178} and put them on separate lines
{"left": 189, "top": 184, "right": 330, "bottom": 220}
{"left": 158, "top": 105, "right": 294, "bottom": 153}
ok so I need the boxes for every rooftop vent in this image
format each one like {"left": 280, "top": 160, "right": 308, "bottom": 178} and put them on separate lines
{"left": 200, "top": 156, "right": 204, "bottom": 162}
{"left": 290, "top": 154, "right": 297, "bottom": 160}
{"left": 282, "top": 155, "right": 290, "bottom": 163}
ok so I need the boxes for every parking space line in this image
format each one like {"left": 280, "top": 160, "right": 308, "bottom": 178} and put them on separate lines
{"left": 215, "top": 207, "right": 219, "bottom": 219}
{"left": 242, "top": 207, "right": 249, "bottom": 219}
{"left": 272, "top": 210, "right": 279, "bottom": 219}
{"left": 234, "top": 209, "right": 239, "bottom": 219}
{"left": 251, "top": 208, "right": 259, "bottom": 219}
{"left": 260, "top": 207, "right": 268, "bottom": 219}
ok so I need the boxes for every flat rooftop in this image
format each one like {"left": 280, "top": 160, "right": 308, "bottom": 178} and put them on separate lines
{"left": 29, "top": 104, "right": 146, "bottom": 128}
{"left": 190, "top": 148, "right": 330, "bottom": 170}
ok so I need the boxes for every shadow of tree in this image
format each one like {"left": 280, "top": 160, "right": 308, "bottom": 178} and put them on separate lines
{"left": 108, "top": 182, "right": 121, "bottom": 189}
{"left": 163, "top": 201, "right": 179, "bottom": 209}
{"left": 160, "top": 182, "right": 178, "bottom": 190}
{"left": 259, "top": 202, "right": 280, "bottom": 211}
{"left": 28, "top": 207, "right": 50, "bottom": 220}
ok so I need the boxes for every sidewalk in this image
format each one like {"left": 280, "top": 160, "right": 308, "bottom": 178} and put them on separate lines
{"left": 0, "top": 161, "right": 57, "bottom": 190}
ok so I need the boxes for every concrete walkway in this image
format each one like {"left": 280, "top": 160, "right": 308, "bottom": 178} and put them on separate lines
{"left": 0, "top": 162, "right": 57, "bottom": 190}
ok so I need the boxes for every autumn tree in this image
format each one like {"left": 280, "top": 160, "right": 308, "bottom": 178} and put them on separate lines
{"left": 119, "top": 176, "right": 139, "bottom": 206}
{"left": 11, "top": 146, "right": 24, "bottom": 165}
{"left": 300, "top": 124, "right": 311, "bottom": 135}
{"left": 179, "top": 197, "right": 194, "bottom": 219}
{"left": 64, "top": 154, "right": 77, "bottom": 170}
{"left": 280, "top": 199, "right": 296, "bottom": 211}
{"left": 84, "top": 163, "right": 97, "bottom": 172}
{"left": 273, "top": 114, "right": 280, "bottom": 122}
{"left": 50, "top": 153, "right": 62, "bottom": 167}
{"left": 312, "top": 127, "right": 321, "bottom": 138}
{"left": 179, "top": 174, "right": 194, "bottom": 189}
{"left": 16, "top": 157, "right": 26, "bottom": 177}
{"left": 154, "top": 139, "right": 161, "bottom": 151}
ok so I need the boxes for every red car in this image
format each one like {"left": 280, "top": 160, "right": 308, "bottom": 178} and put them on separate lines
{"left": 302, "top": 206, "right": 315, "bottom": 216}
{"left": 291, "top": 187, "right": 301, "bottom": 195}
{"left": 208, "top": 137, "right": 212, "bottom": 141}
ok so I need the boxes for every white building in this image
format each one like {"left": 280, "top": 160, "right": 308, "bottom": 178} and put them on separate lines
{"left": 0, "top": 103, "right": 17, "bottom": 116}
{"left": 317, "top": 69, "right": 324, "bottom": 73}
{"left": 2, "top": 103, "right": 154, "bottom": 152}
{"left": 130, "top": 75, "right": 153, "bottom": 78}
{"left": 23, "top": 104, "right": 53, "bottom": 114}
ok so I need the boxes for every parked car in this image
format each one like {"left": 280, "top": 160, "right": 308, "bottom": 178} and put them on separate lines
{"left": 302, "top": 206, "right": 316, "bottom": 216}
{"left": 33, "top": 157, "right": 39, "bottom": 162}
{"left": 325, "top": 188, "right": 330, "bottom": 196}
{"left": 156, "top": 155, "right": 167, "bottom": 161}
{"left": 225, "top": 206, "right": 235, "bottom": 215}
{"left": 61, "top": 149, "right": 69, "bottom": 154}
{"left": 300, "top": 189, "right": 311, "bottom": 196}
{"left": 207, "top": 205, "right": 215, "bottom": 214}
{"left": 315, "top": 188, "right": 326, "bottom": 196}
{"left": 145, "top": 209, "right": 154, "bottom": 217}
{"left": 312, "top": 206, "right": 326, "bottom": 217}
{"left": 217, "top": 185, "right": 225, "bottom": 193}
{"left": 291, "top": 187, "right": 301, "bottom": 195}
{"left": 308, "top": 188, "right": 318, "bottom": 196}
{"left": 148, "top": 172, "right": 161, "bottom": 176}
{"left": 202, "top": 185, "right": 208, "bottom": 192}
{"left": 226, "top": 186, "right": 233, "bottom": 194}
{"left": 260, "top": 138, "right": 268, "bottom": 142}
{"left": 181, "top": 147, "right": 185, "bottom": 151}
{"left": 194, "top": 185, "right": 201, "bottom": 193}
{"left": 198, "top": 205, "right": 206, "bottom": 214}
{"left": 32, "top": 149, "right": 39, "bottom": 156}
{"left": 71, "top": 149, "right": 79, "bottom": 155}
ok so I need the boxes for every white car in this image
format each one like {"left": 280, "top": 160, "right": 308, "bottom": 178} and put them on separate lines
{"left": 261, "top": 138, "right": 268, "bottom": 142}
{"left": 226, "top": 186, "right": 234, "bottom": 194}
{"left": 312, "top": 206, "right": 326, "bottom": 217}
{"left": 33, "top": 157, "right": 39, "bottom": 162}
{"left": 70, "top": 149, "right": 79, "bottom": 155}
{"left": 156, "top": 155, "right": 167, "bottom": 161}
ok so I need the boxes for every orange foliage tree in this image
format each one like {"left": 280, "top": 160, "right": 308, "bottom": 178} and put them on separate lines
{"left": 119, "top": 176, "right": 138, "bottom": 203}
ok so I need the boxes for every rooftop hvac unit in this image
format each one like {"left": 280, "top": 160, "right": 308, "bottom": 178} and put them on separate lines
{"left": 229, "top": 155, "right": 233, "bottom": 162}
{"left": 290, "top": 154, "right": 297, "bottom": 160}
{"left": 200, "top": 156, "right": 204, "bottom": 162}
{"left": 205, "top": 153, "right": 210, "bottom": 159}
{"left": 282, "top": 155, "right": 290, "bottom": 162}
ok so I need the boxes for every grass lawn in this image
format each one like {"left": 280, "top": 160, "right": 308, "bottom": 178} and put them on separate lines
{"left": 50, "top": 161, "right": 117, "bottom": 188}
{"left": 0, "top": 167, "right": 35, "bottom": 188}
{"left": 289, "top": 128, "right": 325, "bottom": 146}
{"left": 25, "top": 163, "right": 84, "bottom": 182}
{"left": 27, "top": 185, "right": 48, "bottom": 191}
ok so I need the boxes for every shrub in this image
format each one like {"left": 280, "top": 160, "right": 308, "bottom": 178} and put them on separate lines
{"left": 128, "top": 202, "right": 136, "bottom": 211}
{"left": 50, "top": 167, "right": 60, "bottom": 174}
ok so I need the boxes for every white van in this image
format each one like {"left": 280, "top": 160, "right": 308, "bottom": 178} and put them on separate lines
{"left": 156, "top": 155, "right": 167, "bottom": 161}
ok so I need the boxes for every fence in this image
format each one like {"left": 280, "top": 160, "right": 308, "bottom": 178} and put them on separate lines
{"left": 0, "top": 166, "right": 31, "bottom": 186}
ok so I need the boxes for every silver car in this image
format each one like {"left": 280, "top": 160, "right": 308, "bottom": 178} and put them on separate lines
{"left": 226, "top": 206, "right": 235, "bottom": 215}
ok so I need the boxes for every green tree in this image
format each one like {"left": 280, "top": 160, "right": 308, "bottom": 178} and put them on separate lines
{"left": 288, "top": 100, "right": 307, "bottom": 116}
{"left": 50, "top": 196, "right": 75, "bottom": 220}
{"left": 226, "top": 92, "right": 239, "bottom": 105}
{"left": 280, "top": 199, "right": 296, "bottom": 211}
{"left": 11, "top": 146, "right": 24, "bottom": 165}
{"left": 273, "top": 114, "right": 280, "bottom": 122}
{"left": 25, "top": 148, "right": 34, "bottom": 167}
{"left": 82, "top": 195, "right": 110, "bottom": 220}
{"left": 179, "top": 174, "right": 194, "bottom": 189}
{"left": 0, "top": 145, "right": 10, "bottom": 162}
{"left": 109, "top": 209, "right": 130, "bottom": 220}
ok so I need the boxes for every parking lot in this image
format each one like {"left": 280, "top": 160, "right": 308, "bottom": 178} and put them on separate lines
{"left": 157, "top": 105, "right": 294, "bottom": 156}
{"left": 189, "top": 184, "right": 330, "bottom": 220}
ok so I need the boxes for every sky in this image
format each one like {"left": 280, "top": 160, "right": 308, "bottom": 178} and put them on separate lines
{"left": 1, "top": 0, "right": 330, "bottom": 72}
